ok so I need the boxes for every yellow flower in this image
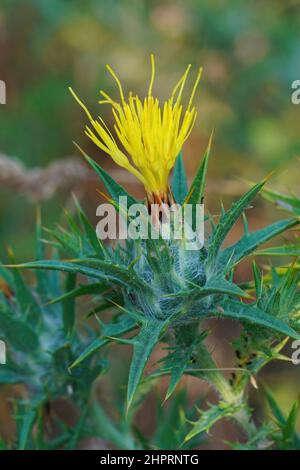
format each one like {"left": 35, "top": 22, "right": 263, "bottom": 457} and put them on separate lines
{"left": 69, "top": 55, "right": 202, "bottom": 203}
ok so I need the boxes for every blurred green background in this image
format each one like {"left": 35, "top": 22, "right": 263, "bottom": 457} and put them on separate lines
{"left": 0, "top": 1, "right": 300, "bottom": 440}
{"left": 0, "top": 0, "right": 299, "bottom": 260}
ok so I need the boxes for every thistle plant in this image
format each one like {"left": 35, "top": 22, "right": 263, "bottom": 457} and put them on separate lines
{"left": 2, "top": 57, "right": 300, "bottom": 450}
{"left": 0, "top": 222, "right": 105, "bottom": 449}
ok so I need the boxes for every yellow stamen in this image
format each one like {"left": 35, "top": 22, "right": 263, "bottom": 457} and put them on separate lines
{"left": 171, "top": 64, "right": 191, "bottom": 104}
{"left": 148, "top": 53, "right": 155, "bottom": 96}
{"left": 188, "top": 66, "right": 203, "bottom": 110}
{"left": 68, "top": 87, "right": 93, "bottom": 121}
{"left": 106, "top": 64, "right": 126, "bottom": 104}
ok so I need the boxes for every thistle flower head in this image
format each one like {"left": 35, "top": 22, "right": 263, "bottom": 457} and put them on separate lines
{"left": 69, "top": 55, "right": 202, "bottom": 202}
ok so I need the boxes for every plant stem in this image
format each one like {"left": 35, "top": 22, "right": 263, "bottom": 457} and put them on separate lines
{"left": 174, "top": 324, "right": 257, "bottom": 437}
{"left": 194, "top": 341, "right": 257, "bottom": 437}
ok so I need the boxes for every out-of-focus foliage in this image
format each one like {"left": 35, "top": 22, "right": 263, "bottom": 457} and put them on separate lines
{"left": 1, "top": 0, "right": 299, "bottom": 168}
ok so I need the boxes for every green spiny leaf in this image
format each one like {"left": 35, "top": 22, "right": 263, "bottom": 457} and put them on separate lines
{"left": 185, "top": 402, "right": 241, "bottom": 442}
{"left": 35, "top": 209, "right": 51, "bottom": 300}
{"left": 252, "top": 261, "right": 263, "bottom": 298}
{"left": 0, "top": 305, "right": 39, "bottom": 352}
{"left": 162, "top": 339, "right": 204, "bottom": 401}
{"left": 73, "top": 195, "right": 107, "bottom": 259}
{"left": 49, "top": 282, "right": 109, "bottom": 305}
{"left": 92, "top": 401, "right": 136, "bottom": 450}
{"left": 185, "top": 132, "right": 212, "bottom": 206}
{"left": 69, "top": 258, "right": 149, "bottom": 290}
{"left": 172, "top": 153, "right": 188, "bottom": 205}
{"left": 283, "top": 400, "right": 300, "bottom": 441}
{"left": 214, "top": 300, "right": 300, "bottom": 339}
{"left": 221, "top": 218, "right": 299, "bottom": 270}
{"left": 47, "top": 226, "right": 82, "bottom": 256}
{"left": 18, "top": 408, "right": 37, "bottom": 450}
{"left": 8, "top": 251, "right": 40, "bottom": 324}
{"left": 207, "top": 179, "right": 267, "bottom": 268}
{"left": 0, "top": 264, "right": 13, "bottom": 285}
{"left": 9, "top": 259, "right": 146, "bottom": 290}
{"left": 261, "top": 187, "right": 300, "bottom": 216}
{"left": 70, "top": 315, "right": 136, "bottom": 368}
{"left": 75, "top": 143, "right": 138, "bottom": 207}
{"left": 127, "top": 320, "right": 167, "bottom": 411}
{"left": 256, "top": 244, "right": 300, "bottom": 257}
{"left": 63, "top": 273, "right": 77, "bottom": 336}
{"left": 167, "top": 277, "right": 249, "bottom": 301}
{"left": 265, "top": 387, "right": 286, "bottom": 426}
